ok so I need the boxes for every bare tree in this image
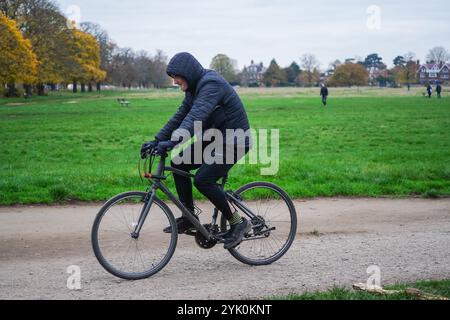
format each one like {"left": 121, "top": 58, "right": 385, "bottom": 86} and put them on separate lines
{"left": 134, "top": 50, "right": 154, "bottom": 88}
{"left": 150, "top": 50, "right": 170, "bottom": 89}
{"left": 106, "top": 48, "right": 170, "bottom": 89}
{"left": 427, "top": 46, "right": 450, "bottom": 64}
{"left": 300, "top": 54, "right": 320, "bottom": 86}
{"left": 108, "top": 47, "right": 137, "bottom": 88}
{"left": 403, "top": 52, "right": 415, "bottom": 62}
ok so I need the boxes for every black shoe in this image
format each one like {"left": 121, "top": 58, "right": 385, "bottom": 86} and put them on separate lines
{"left": 223, "top": 217, "right": 252, "bottom": 249}
{"left": 163, "top": 215, "right": 199, "bottom": 234}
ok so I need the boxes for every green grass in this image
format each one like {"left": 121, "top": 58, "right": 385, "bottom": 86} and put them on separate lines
{"left": 0, "top": 88, "right": 449, "bottom": 205}
{"left": 269, "top": 279, "right": 450, "bottom": 300}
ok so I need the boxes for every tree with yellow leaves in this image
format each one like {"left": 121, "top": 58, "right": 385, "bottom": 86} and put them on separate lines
{"left": 2, "top": 0, "right": 75, "bottom": 95}
{"left": 69, "top": 29, "right": 106, "bottom": 93}
{"left": 0, "top": 13, "right": 37, "bottom": 96}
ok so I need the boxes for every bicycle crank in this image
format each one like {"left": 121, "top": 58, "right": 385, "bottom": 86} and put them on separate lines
{"left": 195, "top": 224, "right": 218, "bottom": 249}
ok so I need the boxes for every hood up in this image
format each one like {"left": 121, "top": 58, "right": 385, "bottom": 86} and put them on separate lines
{"left": 166, "top": 52, "right": 205, "bottom": 91}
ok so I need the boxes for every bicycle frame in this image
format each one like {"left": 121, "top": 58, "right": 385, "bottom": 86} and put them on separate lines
{"left": 131, "top": 152, "right": 263, "bottom": 241}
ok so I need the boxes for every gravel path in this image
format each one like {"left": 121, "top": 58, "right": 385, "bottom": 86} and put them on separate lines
{"left": 0, "top": 198, "right": 449, "bottom": 299}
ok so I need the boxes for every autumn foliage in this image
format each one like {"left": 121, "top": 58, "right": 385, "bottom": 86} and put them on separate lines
{"left": 329, "top": 63, "right": 369, "bottom": 87}
{"left": 0, "top": 13, "right": 37, "bottom": 86}
{"left": 0, "top": 3, "right": 106, "bottom": 96}
{"left": 70, "top": 29, "right": 107, "bottom": 85}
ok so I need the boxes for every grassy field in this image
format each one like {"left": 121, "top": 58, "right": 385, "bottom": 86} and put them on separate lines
{"left": 0, "top": 88, "right": 449, "bottom": 205}
{"left": 269, "top": 279, "right": 450, "bottom": 300}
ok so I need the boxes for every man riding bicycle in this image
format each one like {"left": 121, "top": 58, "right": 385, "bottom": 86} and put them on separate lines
{"left": 141, "top": 52, "right": 252, "bottom": 249}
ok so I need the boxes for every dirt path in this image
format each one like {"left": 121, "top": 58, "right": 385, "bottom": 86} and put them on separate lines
{"left": 0, "top": 198, "right": 449, "bottom": 300}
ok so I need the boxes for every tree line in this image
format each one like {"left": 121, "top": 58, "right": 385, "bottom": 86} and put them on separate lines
{"left": 211, "top": 47, "right": 449, "bottom": 89}
{"left": 0, "top": 0, "right": 106, "bottom": 96}
{"left": 0, "top": 0, "right": 171, "bottom": 97}
{"left": 2, "top": 0, "right": 449, "bottom": 97}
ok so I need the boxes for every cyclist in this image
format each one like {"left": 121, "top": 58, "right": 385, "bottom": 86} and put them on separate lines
{"left": 141, "top": 52, "right": 252, "bottom": 249}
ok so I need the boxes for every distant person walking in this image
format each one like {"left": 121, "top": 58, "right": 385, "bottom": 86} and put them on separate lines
{"left": 320, "top": 83, "right": 328, "bottom": 106}
{"left": 436, "top": 83, "right": 442, "bottom": 99}
{"left": 426, "top": 83, "right": 433, "bottom": 98}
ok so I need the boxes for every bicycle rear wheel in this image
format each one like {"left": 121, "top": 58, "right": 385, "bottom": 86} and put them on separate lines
{"left": 221, "top": 182, "right": 297, "bottom": 265}
{"left": 91, "top": 191, "right": 177, "bottom": 280}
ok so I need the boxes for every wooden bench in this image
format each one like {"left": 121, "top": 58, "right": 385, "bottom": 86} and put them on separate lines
{"left": 117, "top": 98, "right": 130, "bottom": 107}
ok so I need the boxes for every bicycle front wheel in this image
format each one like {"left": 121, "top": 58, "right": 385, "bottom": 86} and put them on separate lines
{"left": 91, "top": 191, "right": 177, "bottom": 280}
{"left": 222, "top": 182, "right": 297, "bottom": 266}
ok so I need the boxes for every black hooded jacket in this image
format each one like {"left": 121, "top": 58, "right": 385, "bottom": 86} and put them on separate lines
{"left": 155, "top": 53, "right": 251, "bottom": 146}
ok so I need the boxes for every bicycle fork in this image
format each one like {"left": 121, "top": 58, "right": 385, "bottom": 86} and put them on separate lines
{"left": 131, "top": 185, "right": 157, "bottom": 239}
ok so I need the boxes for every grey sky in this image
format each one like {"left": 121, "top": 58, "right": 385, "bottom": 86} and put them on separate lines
{"left": 57, "top": 0, "right": 450, "bottom": 69}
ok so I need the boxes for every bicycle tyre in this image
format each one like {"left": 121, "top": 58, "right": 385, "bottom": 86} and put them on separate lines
{"left": 221, "top": 182, "right": 297, "bottom": 266}
{"left": 91, "top": 191, "right": 177, "bottom": 280}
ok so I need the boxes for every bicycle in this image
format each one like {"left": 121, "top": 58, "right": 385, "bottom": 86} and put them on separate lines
{"left": 91, "top": 147, "right": 298, "bottom": 280}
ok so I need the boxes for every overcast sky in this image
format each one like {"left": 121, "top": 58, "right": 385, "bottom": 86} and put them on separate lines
{"left": 56, "top": 0, "right": 450, "bottom": 69}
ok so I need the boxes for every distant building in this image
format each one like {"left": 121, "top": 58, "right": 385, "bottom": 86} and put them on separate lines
{"left": 241, "top": 60, "right": 266, "bottom": 87}
{"left": 417, "top": 63, "right": 450, "bottom": 84}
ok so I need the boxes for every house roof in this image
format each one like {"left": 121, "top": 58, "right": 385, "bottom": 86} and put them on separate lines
{"left": 248, "top": 61, "right": 266, "bottom": 73}
{"left": 418, "top": 63, "right": 450, "bottom": 73}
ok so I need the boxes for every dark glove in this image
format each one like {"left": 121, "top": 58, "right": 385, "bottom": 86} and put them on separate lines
{"left": 156, "top": 140, "right": 176, "bottom": 155}
{"left": 140, "top": 140, "right": 158, "bottom": 159}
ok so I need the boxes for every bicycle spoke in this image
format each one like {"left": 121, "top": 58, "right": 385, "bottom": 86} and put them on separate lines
{"left": 93, "top": 193, "right": 176, "bottom": 279}
{"left": 227, "top": 183, "right": 296, "bottom": 265}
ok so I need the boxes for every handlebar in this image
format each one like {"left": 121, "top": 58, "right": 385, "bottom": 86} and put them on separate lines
{"left": 141, "top": 146, "right": 168, "bottom": 181}
{"left": 143, "top": 145, "right": 175, "bottom": 159}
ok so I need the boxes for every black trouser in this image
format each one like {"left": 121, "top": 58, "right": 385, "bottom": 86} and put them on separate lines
{"left": 322, "top": 95, "right": 327, "bottom": 106}
{"left": 171, "top": 142, "right": 247, "bottom": 220}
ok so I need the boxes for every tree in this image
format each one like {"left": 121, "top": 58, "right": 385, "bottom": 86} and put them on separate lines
{"left": 69, "top": 28, "right": 106, "bottom": 92}
{"left": 0, "top": 0, "right": 27, "bottom": 21}
{"left": 150, "top": 50, "right": 171, "bottom": 88}
{"left": 106, "top": 48, "right": 170, "bottom": 89}
{"left": 329, "top": 63, "right": 368, "bottom": 87}
{"left": 393, "top": 56, "right": 406, "bottom": 67}
{"left": 391, "top": 52, "right": 417, "bottom": 90}
{"left": 0, "top": 12, "right": 37, "bottom": 96}
{"left": 300, "top": 54, "right": 319, "bottom": 86}
{"left": 210, "top": 54, "right": 238, "bottom": 84}
{"left": 80, "top": 22, "right": 115, "bottom": 91}
{"left": 239, "top": 67, "right": 249, "bottom": 87}
{"left": 108, "top": 47, "right": 136, "bottom": 88}
{"left": 363, "top": 53, "right": 387, "bottom": 86}
{"left": 2, "top": 0, "right": 78, "bottom": 95}
{"left": 298, "top": 68, "right": 320, "bottom": 87}
{"left": 263, "top": 59, "right": 287, "bottom": 87}
{"left": 133, "top": 50, "right": 153, "bottom": 89}
{"left": 363, "top": 53, "right": 383, "bottom": 69}
{"left": 426, "top": 46, "right": 450, "bottom": 64}
{"left": 284, "top": 61, "right": 301, "bottom": 86}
